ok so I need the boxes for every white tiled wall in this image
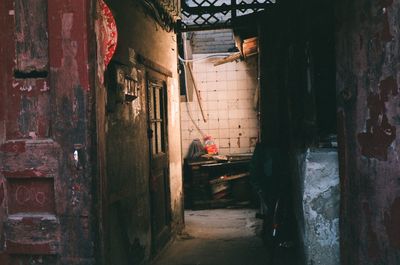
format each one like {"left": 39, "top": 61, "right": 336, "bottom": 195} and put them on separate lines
{"left": 181, "top": 54, "right": 259, "bottom": 158}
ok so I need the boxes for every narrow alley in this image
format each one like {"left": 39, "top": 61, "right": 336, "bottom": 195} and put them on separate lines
{"left": 152, "top": 209, "right": 270, "bottom": 265}
{"left": 0, "top": 0, "right": 399, "bottom": 264}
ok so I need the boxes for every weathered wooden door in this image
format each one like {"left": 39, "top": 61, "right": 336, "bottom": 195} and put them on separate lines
{"left": 146, "top": 74, "right": 171, "bottom": 253}
{"left": 0, "top": 1, "right": 59, "bottom": 263}
{"left": 0, "top": 0, "right": 93, "bottom": 264}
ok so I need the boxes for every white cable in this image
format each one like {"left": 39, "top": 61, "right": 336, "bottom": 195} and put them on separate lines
{"left": 178, "top": 53, "right": 232, "bottom": 63}
{"left": 179, "top": 53, "right": 233, "bottom": 136}
{"left": 185, "top": 100, "right": 205, "bottom": 137}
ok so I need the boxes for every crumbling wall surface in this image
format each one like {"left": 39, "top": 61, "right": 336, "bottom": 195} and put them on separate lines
{"left": 167, "top": 75, "right": 184, "bottom": 231}
{"left": 103, "top": 59, "right": 150, "bottom": 265}
{"left": 0, "top": 0, "right": 96, "bottom": 264}
{"left": 100, "top": 0, "right": 183, "bottom": 264}
{"left": 258, "top": 2, "right": 338, "bottom": 264}
{"left": 336, "top": 0, "right": 400, "bottom": 264}
{"left": 301, "top": 149, "right": 339, "bottom": 265}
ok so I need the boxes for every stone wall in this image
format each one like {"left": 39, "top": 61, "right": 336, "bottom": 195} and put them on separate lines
{"left": 299, "top": 149, "right": 339, "bottom": 265}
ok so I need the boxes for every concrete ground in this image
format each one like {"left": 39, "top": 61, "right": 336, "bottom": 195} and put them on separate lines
{"left": 152, "top": 209, "right": 270, "bottom": 265}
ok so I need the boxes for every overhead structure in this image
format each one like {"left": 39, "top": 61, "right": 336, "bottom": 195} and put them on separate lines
{"left": 137, "top": 0, "right": 275, "bottom": 32}
{"left": 180, "top": 0, "right": 276, "bottom": 31}
{"left": 140, "top": 0, "right": 181, "bottom": 32}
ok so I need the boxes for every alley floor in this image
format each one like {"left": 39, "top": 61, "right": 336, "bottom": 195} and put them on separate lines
{"left": 152, "top": 209, "right": 270, "bottom": 265}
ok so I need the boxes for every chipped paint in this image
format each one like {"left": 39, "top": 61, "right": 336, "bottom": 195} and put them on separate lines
{"left": 14, "top": 0, "right": 48, "bottom": 73}
{"left": 357, "top": 76, "right": 398, "bottom": 160}
{"left": 40, "top": 81, "right": 50, "bottom": 92}
{"left": 2, "top": 169, "right": 46, "bottom": 178}
{"left": 0, "top": 141, "right": 26, "bottom": 153}
{"left": 18, "top": 95, "right": 38, "bottom": 136}
{"left": 336, "top": 0, "right": 400, "bottom": 263}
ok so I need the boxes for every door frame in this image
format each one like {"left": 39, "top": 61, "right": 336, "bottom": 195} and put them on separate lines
{"left": 146, "top": 69, "right": 172, "bottom": 254}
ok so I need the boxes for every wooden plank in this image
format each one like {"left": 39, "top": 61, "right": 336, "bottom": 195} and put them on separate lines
{"left": 209, "top": 172, "right": 249, "bottom": 184}
{"left": 243, "top": 37, "right": 258, "bottom": 57}
{"left": 213, "top": 52, "right": 241, "bottom": 66}
{"left": 15, "top": 0, "right": 48, "bottom": 73}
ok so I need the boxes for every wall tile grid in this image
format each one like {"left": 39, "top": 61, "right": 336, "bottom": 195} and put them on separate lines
{"left": 181, "top": 55, "right": 259, "bottom": 158}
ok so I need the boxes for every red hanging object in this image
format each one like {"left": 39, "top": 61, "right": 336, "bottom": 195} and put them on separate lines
{"left": 99, "top": 0, "right": 117, "bottom": 67}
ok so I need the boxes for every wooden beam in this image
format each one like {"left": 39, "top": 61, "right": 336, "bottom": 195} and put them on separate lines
{"left": 186, "top": 63, "right": 207, "bottom": 122}
{"left": 213, "top": 52, "right": 241, "bottom": 66}
{"left": 136, "top": 54, "right": 173, "bottom": 77}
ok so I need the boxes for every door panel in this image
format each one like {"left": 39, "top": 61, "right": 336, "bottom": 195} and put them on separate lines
{"left": 147, "top": 77, "right": 171, "bottom": 253}
{"left": 1, "top": 130, "right": 61, "bottom": 259}
{"left": 0, "top": 0, "right": 61, "bottom": 261}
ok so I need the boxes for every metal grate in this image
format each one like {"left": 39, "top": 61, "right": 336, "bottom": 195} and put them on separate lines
{"left": 180, "top": 0, "right": 276, "bottom": 31}
{"left": 147, "top": 81, "right": 167, "bottom": 155}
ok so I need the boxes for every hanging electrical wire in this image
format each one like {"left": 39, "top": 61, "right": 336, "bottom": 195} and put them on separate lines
{"left": 178, "top": 53, "right": 232, "bottom": 63}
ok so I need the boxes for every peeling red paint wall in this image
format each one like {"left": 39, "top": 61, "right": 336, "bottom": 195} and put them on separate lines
{"left": 336, "top": 0, "right": 400, "bottom": 263}
{"left": 0, "top": 0, "right": 96, "bottom": 264}
{"left": 48, "top": 1, "right": 90, "bottom": 91}
{"left": 357, "top": 76, "right": 398, "bottom": 160}
{"left": 14, "top": 0, "right": 48, "bottom": 73}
